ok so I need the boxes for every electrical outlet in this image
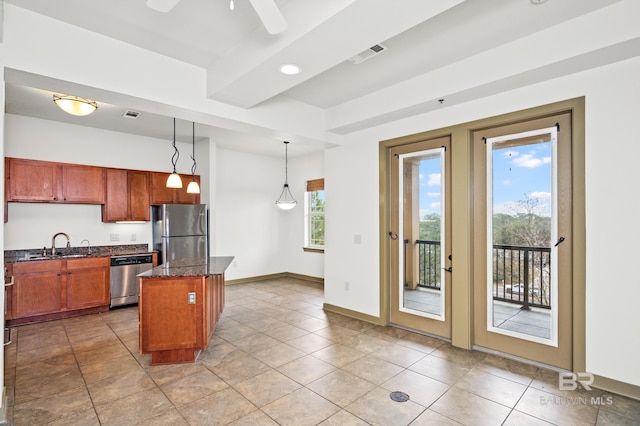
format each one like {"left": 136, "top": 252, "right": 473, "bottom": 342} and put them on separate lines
{"left": 130, "top": 233, "right": 136, "bottom": 241}
{"left": 110, "top": 233, "right": 119, "bottom": 241}
{"left": 188, "top": 292, "right": 196, "bottom": 304}
{"left": 354, "top": 234, "right": 362, "bottom": 244}
{"left": 344, "top": 281, "right": 350, "bottom": 291}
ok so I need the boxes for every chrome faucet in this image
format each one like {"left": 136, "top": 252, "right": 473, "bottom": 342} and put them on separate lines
{"left": 51, "top": 232, "right": 70, "bottom": 256}
{"left": 80, "top": 239, "right": 92, "bottom": 255}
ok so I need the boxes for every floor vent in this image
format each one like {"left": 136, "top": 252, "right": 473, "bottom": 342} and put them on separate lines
{"left": 348, "top": 44, "right": 388, "bottom": 65}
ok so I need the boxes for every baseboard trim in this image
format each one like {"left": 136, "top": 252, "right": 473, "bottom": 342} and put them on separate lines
{"left": 594, "top": 374, "right": 640, "bottom": 401}
{"left": 225, "top": 272, "right": 324, "bottom": 286}
{"left": 322, "top": 302, "right": 385, "bottom": 326}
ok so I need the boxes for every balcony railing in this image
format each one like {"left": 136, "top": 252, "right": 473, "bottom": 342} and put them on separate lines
{"left": 492, "top": 244, "right": 551, "bottom": 310}
{"left": 406, "top": 241, "right": 551, "bottom": 310}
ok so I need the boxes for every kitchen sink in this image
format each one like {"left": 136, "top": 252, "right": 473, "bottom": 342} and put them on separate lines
{"left": 61, "top": 254, "right": 87, "bottom": 258}
{"left": 26, "top": 254, "right": 88, "bottom": 261}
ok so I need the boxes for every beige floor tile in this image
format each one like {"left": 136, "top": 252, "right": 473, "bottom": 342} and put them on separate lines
{"left": 430, "top": 344, "right": 487, "bottom": 368}
{"left": 396, "top": 332, "right": 445, "bottom": 354}
{"left": 314, "top": 324, "right": 362, "bottom": 343}
{"left": 430, "top": 387, "right": 511, "bottom": 426}
{"left": 146, "top": 362, "right": 212, "bottom": 386}
{"left": 278, "top": 354, "right": 336, "bottom": 385}
{"left": 319, "top": 409, "right": 370, "bottom": 425}
{"left": 454, "top": 367, "right": 527, "bottom": 407}
{"left": 94, "top": 387, "right": 174, "bottom": 425}
{"left": 264, "top": 324, "right": 309, "bottom": 342}
{"left": 210, "top": 350, "right": 271, "bottom": 385}
{"left": 245, "top": 316, "right": 289, "bottom": 333}
{"left": 13, "top": 386, "right": 94, "bottom": 426}
{"left": 311, "top": 343, "right": 366, "bottom": 367}
{"left": 410, "top": 409, "right": 464, "bottom": 425}
{"left": 503, "top": 410, "right": 555, "bottom": 425}
{"left": 227, "top": 409, "right": 279, "bottom": 425}
{"left": 79, "top": 352, "right": 142, "bottom": 384}
{"left": 598, "top": 391, "right": 640, "bottom": 423}
{"left": 233, "top": 332, "right": 281, "bottom": 353}
{"left": 362, "top": 325, "right": 410, "bottom": 342}
{"left": 529, "top": 367, "right": 603, "bottom": 399}
{"left": 179, "top": 387, "right": 257, "bottom": 425}
{"left": 370, "top": 342, "right": 427, "bottom": 368}
{"left": 295, "top": 317, "right": 329, "bottom": 332}
{"left": 131, "top": 408, "right": 189, "bottom": 425}
{"left": 596, "top": 409, "right": 640, "bottom": 426}
{"left": 214, "top": 322, "right": 260, "bottom": 342}
{"left": 196, "top": 340, "right": 239, "bottom": 368}
{"left": 261, "top": 387, "right": 340, "bottom": 426}
{"left": 87, "top": 368, "right": 156, "bottom": 405}
{"left": 342, "top": 355, "right": 404, "bottom": 385}
{"left": 514, "top": 387, "right": 599, "bottom": 425}
{"left": 233, "top": 369, "right": 301, "bottom": 407}
{"left": 345, "top": 386, "right": 426, "bottom": 426}
{"left": 15, "top": 363, "right": 86, "bottom": 405}
{"left": 409, "top": 354, "right": 470, "bottom": 385}
{"left": 285, "top": 332, "right": 334, "bottom": 353}
{"left": 381, "top": 369, "right": 450, "bottom": 408}
{"left": 340, "top": 333, "right": 391, "bottom": 354}
{"left": 252, "top": 342, "right": 306, "bottom": 367}
{"left": 478, "top": 353, "right": 539, "bottom": 385}
{"left": 161, "top": 368, "right": 229, "bottom": 406}
{"left": 307, "top": 369, "right": 376, "bottom": 407}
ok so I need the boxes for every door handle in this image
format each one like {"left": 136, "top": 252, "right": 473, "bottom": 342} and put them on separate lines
{"left": 388, "top": 232, "right": 398, "bottom": 240}
{"left": 554, "top": 237, "right": 566, "bottom": 247}
{"left": 442, "top": 267, "right": 452, "bottom": 273}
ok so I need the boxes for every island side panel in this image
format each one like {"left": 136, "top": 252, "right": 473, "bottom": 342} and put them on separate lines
{"left": 139, "top": 276, "right": 205, "bottom": 356}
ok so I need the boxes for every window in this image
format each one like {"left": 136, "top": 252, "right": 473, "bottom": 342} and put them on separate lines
{"left": 305, "top": 178, "right": 325, "bottom": 251}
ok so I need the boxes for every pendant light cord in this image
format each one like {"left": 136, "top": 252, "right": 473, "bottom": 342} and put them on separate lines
{"left": 284, "top": 141, "right": 289, "bottom": 184}
{"left": 190, "top": 121, "right": 197, "bottom": 176}
{"left": 171, "top": 117, "right": 179, "bottom": 173}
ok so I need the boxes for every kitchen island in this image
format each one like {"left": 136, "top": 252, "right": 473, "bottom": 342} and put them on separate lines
{"left": 137, "top": 256, "right": 233, "bottom": 365}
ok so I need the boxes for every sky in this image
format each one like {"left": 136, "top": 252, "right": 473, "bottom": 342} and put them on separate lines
{"left": 417, "top": 140, "right": 552, "bottom": 219}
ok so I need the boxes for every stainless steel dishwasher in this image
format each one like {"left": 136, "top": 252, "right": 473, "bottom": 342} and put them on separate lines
{"left": 110, "top": 254, "right": 154, "bottom": 308}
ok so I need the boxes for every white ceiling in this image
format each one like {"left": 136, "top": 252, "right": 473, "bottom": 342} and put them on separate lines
{"left": 3, "top": 0, "right": 624, "bottom": 156}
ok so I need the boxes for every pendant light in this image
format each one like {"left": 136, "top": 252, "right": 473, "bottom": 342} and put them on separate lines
{"left": 186, "top": 121, "right": 200, "bottom": 194}
{"left": 166, "top": 118, "right": 183, "bottom": 188}
{"left": 275, "top": 141, "right": 297, "bottom": 210}
{"left": 53, "top": 94, "right": 97, "bottom": 116}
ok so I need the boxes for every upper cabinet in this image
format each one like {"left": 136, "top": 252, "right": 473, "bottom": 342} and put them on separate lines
{"left": 5, "top": 158, "right": 201, "bottom": 222}
{"left": 102, "top": 169, "right": 150, "bottom": 222}
{"left": 7, "top": 158, "right": 105, "bottom": 204}
{"left": 149, "top": 172, "right": 200, "bottom": 205}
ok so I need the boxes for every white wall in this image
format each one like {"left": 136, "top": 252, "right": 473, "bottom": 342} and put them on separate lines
{"left": 324, "top": 57, "right": 640, "bottom": 387}
{"left": 214, "top": 147, "right": 325, "bottom": 281}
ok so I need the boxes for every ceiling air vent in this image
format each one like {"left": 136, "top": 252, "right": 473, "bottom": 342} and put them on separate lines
{"left": 347, "top": 44, "right": 388, "bottom": 65}
{"left": 122, "top": 110, "right": 141, "bottom": 119}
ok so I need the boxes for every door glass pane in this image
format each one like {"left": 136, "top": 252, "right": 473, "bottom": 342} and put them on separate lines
{"left": 399, "top": 148, "right": 445, "bottom": 320}
{"left": 487, "top": 127, "right": 558, "bottom": 344}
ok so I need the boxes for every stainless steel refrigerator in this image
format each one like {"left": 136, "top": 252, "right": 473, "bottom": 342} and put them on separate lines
{"left": 152, "top": 204, "right": 209, "bottom": 264}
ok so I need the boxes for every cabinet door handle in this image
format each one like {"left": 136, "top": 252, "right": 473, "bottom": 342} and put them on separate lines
{"left": 5, "top": 276, "right": 14, "bottom": 287}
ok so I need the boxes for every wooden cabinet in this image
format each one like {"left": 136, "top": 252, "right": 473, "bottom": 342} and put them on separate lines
{"left": 6, "top": 256, "right": 110, "bottom": 325}
{"left": 139, "top": 273, "right": 224, "bottom": 365}
{"left": 66, "top": 257, "right": 110, "bottom": 309}
{"left": 102, "top": 169, "right": 150, "bottom": 222}
{"left": 149, "top": 172, "right": 200, "bottom": 205}
{"left": 10, "top": 260, "right": 64, "bottom": 319}
{"left": 6, "top": 158, "right": 105, "bottom": 204}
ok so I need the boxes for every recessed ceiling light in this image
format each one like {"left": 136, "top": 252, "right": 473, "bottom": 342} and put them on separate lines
{"left": 280, "top": 64, "right": 302, "bottom": 75}
{"left": 531, "top": 0, "right": 548, "bottom": 4}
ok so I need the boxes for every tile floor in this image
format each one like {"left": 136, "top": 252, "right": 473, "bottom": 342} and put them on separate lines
{"left": 4, "top": 277, "right": 640, "bottom": 425}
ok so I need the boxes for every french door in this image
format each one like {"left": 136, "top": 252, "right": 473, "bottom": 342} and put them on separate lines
{"left": 389, "top": 136, "right": 451, "bottom": 338}
{"left": 472, "top": 112, "right": 573, "bottom": 369}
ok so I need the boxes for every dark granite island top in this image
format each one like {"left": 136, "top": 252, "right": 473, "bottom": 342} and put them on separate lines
{"left": 138, "top": 256, "right": 234, "bottom": 278}
{"left": 138, "top": 256, "right": 233, "bottom": 365}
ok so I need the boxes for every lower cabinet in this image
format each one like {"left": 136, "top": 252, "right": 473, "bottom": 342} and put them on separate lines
{"left": 6, "top": 257, "right": 110, "bottom": 325}
{"left": 139, "top": 274, "right": 225, "bottom": 365}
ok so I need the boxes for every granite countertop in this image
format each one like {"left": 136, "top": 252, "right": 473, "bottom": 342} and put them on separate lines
{"left": 138, "top": 256, "right": 234, "bottom": 278}
{"left": 5, "top": 244, "right": 153, "bottom": 263}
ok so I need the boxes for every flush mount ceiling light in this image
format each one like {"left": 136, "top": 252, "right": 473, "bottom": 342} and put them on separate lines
{"left": 166, "top": 118, "right": 183, "bottom": 189}
{"left": 280, "top": 64, "right": 302, "bottom": 75}
{"left": 275, "top": 141, "right": 297, "bottom": 210}
{"left": 186, "top": 121, "right": 200, "bottom": 194}
{"left": 52, "top": 94, "right": 97, "bottom": 116}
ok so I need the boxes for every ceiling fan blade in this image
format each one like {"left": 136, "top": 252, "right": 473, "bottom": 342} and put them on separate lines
{"left": 249, "top": 0, "right": 287, "bottom": 35}
{"left": 146, "top": 0, "right": 181, "bottom": 13}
